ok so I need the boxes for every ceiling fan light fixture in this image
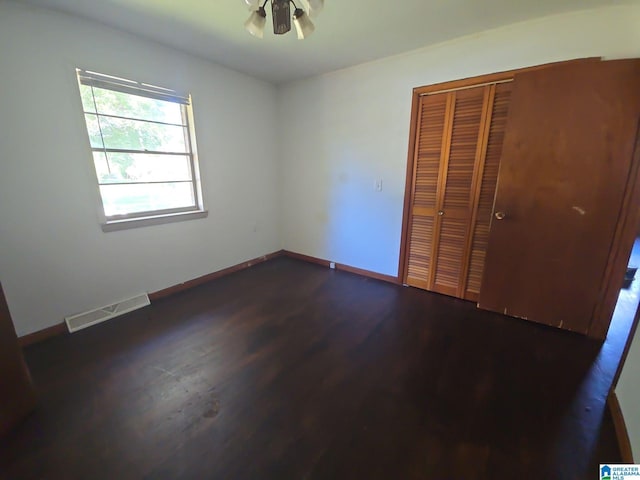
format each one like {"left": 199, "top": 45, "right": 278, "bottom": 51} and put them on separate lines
{"left": 245, "top": 7, "right": 267, "bottom": 38}
{"left": 243, "top": 0, "right": 323, "bottom": 39}
{"left": 293, "top": 8, "right": 314, "bottom": 39}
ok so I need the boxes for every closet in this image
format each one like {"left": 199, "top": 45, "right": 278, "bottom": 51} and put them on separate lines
{"left": 402, "top": 77, "right": 512, "bottom": 301}
{"left": 400, "top": 58, "right": 640, "bottom": 339}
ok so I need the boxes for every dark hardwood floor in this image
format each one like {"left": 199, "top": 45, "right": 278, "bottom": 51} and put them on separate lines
{"left": 0, "top": 257, "right": 633, "bottom": 479}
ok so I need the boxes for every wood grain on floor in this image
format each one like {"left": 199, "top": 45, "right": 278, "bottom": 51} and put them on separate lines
{"left": 0, "top": 257, "right": 633, "bottom": 479}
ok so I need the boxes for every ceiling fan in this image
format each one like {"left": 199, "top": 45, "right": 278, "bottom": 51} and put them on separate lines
{"left": 244, "top": 0, "right": 324, "bottom": 39}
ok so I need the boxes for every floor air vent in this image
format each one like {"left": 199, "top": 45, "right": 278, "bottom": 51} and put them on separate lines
{"left": 65, "top": 293, "right": 150, "bottom": 333}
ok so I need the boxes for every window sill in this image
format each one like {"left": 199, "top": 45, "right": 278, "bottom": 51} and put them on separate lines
{"left": 101, "top": 209, "right": 208, "bottom": 232}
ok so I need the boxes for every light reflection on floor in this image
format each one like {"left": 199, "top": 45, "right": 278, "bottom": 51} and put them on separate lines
{"left": 608, "top": 237, "right": 640, "bottom": 345}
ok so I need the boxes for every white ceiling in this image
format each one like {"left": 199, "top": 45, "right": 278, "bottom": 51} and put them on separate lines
{"left": 23, "top": 0, "right": 635, "bottom": 84}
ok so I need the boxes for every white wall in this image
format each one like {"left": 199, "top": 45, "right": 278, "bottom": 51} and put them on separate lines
{"left": 278, "top": 5, "right": 640, "bottom": 277}
{"left": 0, "top": 1, "right": 280, "bottom": 336}
{"left": 618, "top": 327, "right": 640, "bottom": 459}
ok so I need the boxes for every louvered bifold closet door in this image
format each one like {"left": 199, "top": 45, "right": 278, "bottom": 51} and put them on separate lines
{"left": 463, "top": 82, "right": 513, "bottom": 301}
{"left": 405, "top": 93, "right": 449, "bottom": 289}
{"left": 431, "top": 86, "right": 491, "bottom": 297}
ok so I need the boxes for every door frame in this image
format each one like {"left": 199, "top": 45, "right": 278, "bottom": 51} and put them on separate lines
{"left": 590, "top": 122, "right": 640, "bottom": 338}
{"left": 399, "top": 70, "right": 516, "bottom": 286}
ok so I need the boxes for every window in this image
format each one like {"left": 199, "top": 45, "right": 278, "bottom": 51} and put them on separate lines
{"left": 77, "top": 69, "right": 206, "bottom": 230}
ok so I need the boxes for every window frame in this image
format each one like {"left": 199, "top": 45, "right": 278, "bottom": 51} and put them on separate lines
{"left": 76, "top": 69, "right": 207, "bottom": 231}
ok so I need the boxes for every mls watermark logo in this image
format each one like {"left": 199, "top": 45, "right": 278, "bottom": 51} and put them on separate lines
{"left": 601, "top": 464, "right": 640, "bottom": 479}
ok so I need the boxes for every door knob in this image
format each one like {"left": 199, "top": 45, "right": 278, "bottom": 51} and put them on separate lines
{"left": 438, "top": 210, "right": 444, "bottom": 216}
{"left": 494, "top": 211, "right": 506, "bottom": 220}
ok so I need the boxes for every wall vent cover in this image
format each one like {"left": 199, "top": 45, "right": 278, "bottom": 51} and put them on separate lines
{"left": 65, "top": 293, "right": 150, "bottom": 333}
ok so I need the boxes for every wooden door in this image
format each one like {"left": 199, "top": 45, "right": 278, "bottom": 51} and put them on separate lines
{"left": 431, "top": 87, "right": 489, "bottom": 297}
{"left": 463, "top": 82, "right": 513, "bottom": 301}
{"left": 405, "top": 92, "right": 450, "bottom": 291}
{"left": 478, "top": 59, "right": 640, "bottom": 334}
{"left": 404, "top": 83, "right": 512, "bottom": 300}
{"left": 0, "top": 283, "right": 36, "bottom": 437}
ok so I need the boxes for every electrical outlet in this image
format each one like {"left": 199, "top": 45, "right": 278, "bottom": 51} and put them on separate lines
{"left": 375, "top": 179, "right": 383, "bottom": 192}
{"left": 329, "top": 262, "right": 336, "bottom": 269}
